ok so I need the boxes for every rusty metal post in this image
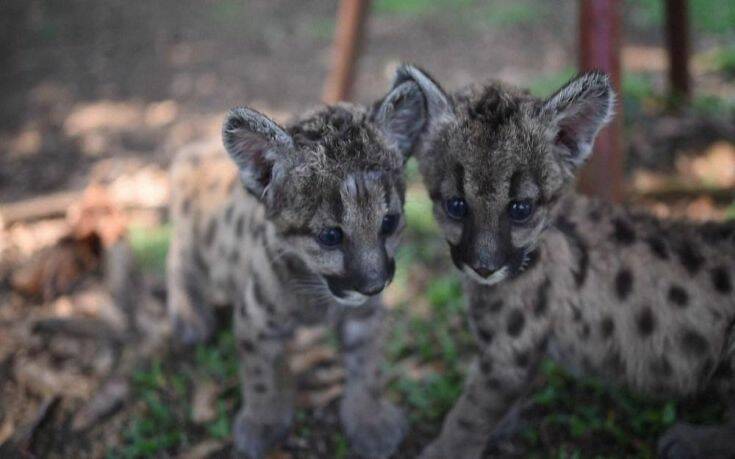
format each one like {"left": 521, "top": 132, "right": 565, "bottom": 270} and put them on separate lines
{"left": 322, "top": 0, "right": 371, "bottom": 104}
{"left": 578, "top": 0, "right": 624, "bottom": 202}
{"left": 665, "top": 0, "right": 691, "bottom": 104}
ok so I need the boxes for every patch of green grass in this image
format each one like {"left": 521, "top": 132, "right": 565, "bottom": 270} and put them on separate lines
{"left": 711, "top": 45, "right": 735, "bottom": 79}
{"left": 725, "top": 202, "right": 735, "bottom": 220}
{"left": 387, "top": 269, "right": 471, "bottom": 425}
{"left": 308, "top": 17, "right": 335, "bottom": 41}
{"left": 208, "top": 0, "right": 247, "bottom": 26}
{"left": 627, "top": 0, "right": 735, "bottom": 36}
{"left": 374, "top": 0, "right": 474, "bottom": 16}
{"left": 479, "top": 0, "right": 546, "bottom": 28}
{"left": 691, "top": 94, "right": 735, "bottom": 118}
{"left": 128, "top": 224, "right": 171, "bottom": 274}
{"left": 621, "top": 72, "right": 658, "bottom": 119}
{"left": 110, "top": 330, "right": 239, "bottom": 458}
{"left": 405, "top": 188, "right": 439, "bottom": 237}
{"left": 517, "top": 359, "right": 724, "bottom": 457}
{"left": 527, "top": 68, "right": 576, "bottom": 97}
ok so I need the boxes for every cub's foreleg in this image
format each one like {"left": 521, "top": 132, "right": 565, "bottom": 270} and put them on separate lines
{"left": 338, "top": 302, "right": 408, "bottom": 458}
{"left": 232, "top": 291, "right": 294, "bottom": 459}
{"left": 421, "top": 299, "right": 547, "bottom": 459}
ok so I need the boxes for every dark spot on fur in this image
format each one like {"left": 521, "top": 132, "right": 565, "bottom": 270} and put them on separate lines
{"left": 603, "top": 352, "right": 625, "bottom": 375}
{"left": 701, "top": 358, "right": 715, "bottom": 379}
{"left": 488, "top": 300, "right": 504, "bottom": 313}
{"left": 555, "top": 217, "right": 589, "bottom": 287}
{"left": 680, "top": 329, "right": 709, "bottom": 356}
{"left": 649, "top": 357, "right": 673, "bottom": 377}
{"left": 534, "top": 278, "right": 550, "bottom": 317}
{"left": 251, "top": 366, "right": 263, "bottom": 377}
{"left": 224, "top": 204, "right": 235, "bottom": 223}
{"left": 612, "top": 218, "right": 636, "bottom": 245}
{"left": 588, "top": 208, "right": 602, "bottom": 222}
{"left": 713, "top": 362, "right": 733, "bottom": 381}
{"left": 600, "top": 317, "right": 615, "bottom": 338}
{"left": 515, "top": 351, "right": 530, "bottom": 367}
{"left": 252, "top": 277, "right": 277, "bottom": 315}
{"left": 614, "top": 268, "right": 633, "bottom": 301}
{"left": 636, "top": 306, "right": 656, "bottom": 337}
{"left": 477, "top": 327, "right": 494, "bottom": 344}
{"left": 570, "top": 303, "right": 582, "bottom": 322}
{"left": 506, "top": 309, "right": 525, "bottom": 337}
{"left": 711, "top": 266, "right": 732, "bottom": 294}
{"left": 253, "top": 383, "right": 267, "bottom": 394}
{"left": 238, "top": 300, "right": 248, "bottom": 318}
{"left": 181, "top": 197, "right": 192, "bottom": 214}
{"left": 239, "top": 339, "right": 255, "bottom": 353}
{"left": 457, "top": 418, "right": 475, "bottom": 431}
{"left": 579, "top": 323, "right": 591, "bottom": 340}
{"left": 480, "top": 359, "right": 493, "bottom": 374}
{"left": 667, "top": 285, "right": 689, "bottom": 307}
{"left": 193, "top": 250, "right": 208, "bottom": 276}
{"left": 675, "top": 241, "right": 705, "bottom": 275}
{"left": 700, "top": 222, "right": 735, "bottom": 245}
{"left": 485, "top": 377, "right": 503, "bottom": 391}
{"left": 453, "top": 163, "right": 466, "bottom": 195}
{"left": 645, "top": 236, "right": 669, "bottom": 259}
{"left": 204, "top": 219, "right": 218, "bottom": 247}
{"left": 235, "top": 215, "right": 245, "bottom": 237}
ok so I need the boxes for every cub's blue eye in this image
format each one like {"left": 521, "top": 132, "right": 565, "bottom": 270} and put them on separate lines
{"left": 508, "top": 200, "right": 534, "bottom": 223}
{"left": 446, "top": 197, "right": 468, "bottom": 220}
{"left": 317, "top": 227, "right": 343, "bottom": 247}
{"left": 381, "top": 214, "right": 400, "bottom": 236}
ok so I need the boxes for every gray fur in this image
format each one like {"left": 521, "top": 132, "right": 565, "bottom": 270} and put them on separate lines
{"left": 168, "top": 99, "right": 419, "bottom": 458}
{"left": 402, "top": 65, "right": 735, "bottom": 459}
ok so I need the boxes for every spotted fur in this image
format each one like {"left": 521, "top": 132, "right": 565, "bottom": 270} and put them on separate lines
{"left": 398, "top": 65, "right": 735, "bottom": 459}
{"left": 167, "top": 84, "right": 426, "bottom": 458}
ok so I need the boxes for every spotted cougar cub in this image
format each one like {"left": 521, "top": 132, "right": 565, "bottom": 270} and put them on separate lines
{"left": 397, "top": 65, "right": 735, "bottom": 458}
{"left": 167, "top": 82, "right": 426, "bottom": 458}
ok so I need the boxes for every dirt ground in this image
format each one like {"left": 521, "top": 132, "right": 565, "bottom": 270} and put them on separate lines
{"left": 1, "top": 1, "right": 734, "bottom": 458}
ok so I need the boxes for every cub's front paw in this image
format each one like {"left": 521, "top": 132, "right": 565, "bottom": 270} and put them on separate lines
{"left": 418, "top": 441, "right": 447, "bottom": 459}
{"left": 340, "top": 394, "right": 407, "bottom": 458}
{"left": 419, "top": 437, "right": 485, "bottom": 459}
{"left": 171, "top": 311, "right": 213, "bottom": 347}
{"left": 233, "top": 409, "right": 292, "bottom": 459}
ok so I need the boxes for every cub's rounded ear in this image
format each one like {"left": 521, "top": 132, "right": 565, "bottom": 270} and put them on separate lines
{"left": 541, "top": 71, "right": 616, "bottom": 170}
{"left": 394, "top": 64, "right": 453, "bottom": 123}
{"left": 374, "top": 79, "right": 426, "bottom": 158}
{"left": 222, "top": 107, "right": 293, "bottom": 198}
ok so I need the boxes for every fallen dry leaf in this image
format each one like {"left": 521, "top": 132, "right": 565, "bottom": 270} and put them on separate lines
{"left": 67, "top": 184, "right": 127, "bottom": 247}
{"left": 10, "top": 233, "right": 102, "bottom": 301}
{"left": 71, "top": 376, "right": 129, "bottom": 431}
{"left": 191, "top": 379, "right": 220, "bottom": 425}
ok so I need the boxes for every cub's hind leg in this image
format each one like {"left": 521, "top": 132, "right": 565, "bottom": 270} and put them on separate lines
{"left": 338, "top": 304, "right": 407, "bottom": 458}
{"left": 166, "top": 232, "right": 215, "bottom": 346}
{"left": 658, "top": 357, "right": 735, "bottom": 459}
{"left": 232, "top": 292, "right": 294, "bottom": 459}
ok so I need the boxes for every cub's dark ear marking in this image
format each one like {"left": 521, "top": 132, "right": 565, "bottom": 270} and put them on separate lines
{"left": 541, "top": 71, "right": 615, "bottom": 169}
{"left": 374, "top": 79, "right": 427, "bottom": 157}
{"left": 222, "top": 107, "right": 293, "bottom": 198}
{"left": 391, "top": 64, "right": 455, "bottom": 147}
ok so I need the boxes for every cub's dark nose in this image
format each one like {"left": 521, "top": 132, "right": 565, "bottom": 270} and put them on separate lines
{"left": 472, "top": 265, "right": 496, "bottom": 278}
{"left": 357, "top": 281, "right": 386, "bottom": 296}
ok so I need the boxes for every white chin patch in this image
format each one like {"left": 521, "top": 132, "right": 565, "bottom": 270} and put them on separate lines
{"left": 462, "top": 265, "right": 509, "bottom": 286}
{"left": 334, "top": 291, "right": 369, "bottom": 307}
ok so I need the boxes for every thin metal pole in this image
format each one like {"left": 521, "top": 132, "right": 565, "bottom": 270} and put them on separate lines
{"left": 322, "top": 0, "right": 371, "bottom": 104}
{"left": 665, "top": 0, "right": 691, "bottom": 104}
{"left": 578, "top": 0, "right": 624, "bottom": 202}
